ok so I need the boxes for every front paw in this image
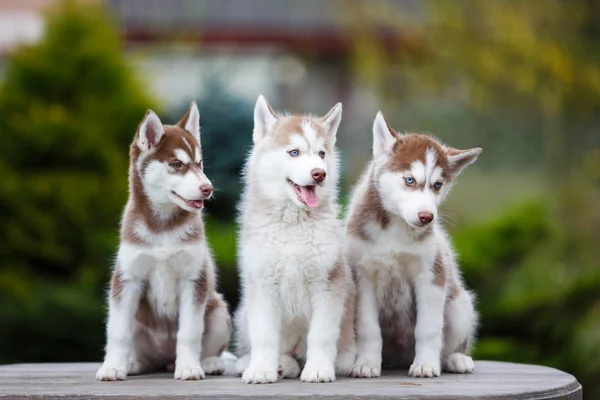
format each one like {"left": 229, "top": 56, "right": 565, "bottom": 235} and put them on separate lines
{"left": 350, "top": 358, "right": 381, "bottom": 378}
{"left": 300, "top": 362, "right": 336, "bottom": 383}
{"left": 174, "top": 365, "right": 205, "bottom": 380}
{"left": 201, "top": 356, "right": 225, "bottom": 375}
{"left": 409, "top": 359, "right": 441, "bottom": 378}
{"left": 96, "top": 365, "right": 127, "bottom": 381}
{"left": 242, "top": 364, "right": 278, "bottom": 384}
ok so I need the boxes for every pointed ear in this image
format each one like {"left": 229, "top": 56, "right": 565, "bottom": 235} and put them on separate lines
{"left": 319, "top": 102, "right": 342, "bottom": 143}
{"left": 446, "top": 147, "right": 482, "bottom": 177}
{"left": 253, "top": 95, "right": 278, "bottom": 144}
{"left": 137, "top": 110, "right": 164, "bottom": 151}
{"left": 373, "top": 111, "right": 400, "bottom": 158}
{"left": 177, "top": 101, "right": 200, "bottom": 144}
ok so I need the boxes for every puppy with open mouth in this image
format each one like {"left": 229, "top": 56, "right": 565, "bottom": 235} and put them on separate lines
{"left": 233, "top": 95, "right": 356, "bottom": 384}
{"left": 96, "top": 102, "right": 231, "bottom": 381}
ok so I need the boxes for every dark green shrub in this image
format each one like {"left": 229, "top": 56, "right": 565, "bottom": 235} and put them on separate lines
{"left": 0, "top": 0, "right": 155, "bottom": 363}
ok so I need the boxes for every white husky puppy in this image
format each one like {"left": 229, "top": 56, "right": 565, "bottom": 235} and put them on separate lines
{"left": 347, "top": 112, "right": 481, "bottom": 378}
{"left": 234, "top": 95, "right": 356, "bottom": 384}
{"left": 96, "top": 102, "right": 231, "bottom": 381}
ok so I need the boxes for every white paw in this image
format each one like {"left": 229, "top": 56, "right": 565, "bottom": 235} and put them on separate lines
{"left": 278, "top": 355, "right": 300, "bottom": 379}
{"left": 174, "top": 365, "right": 205, "bottom": 380}
{"left": 335, "top": 349, "right": 357, "bottom": 375}
{"left": 242, "top": 364, "right": 278, "bottom": 384}
{"left": 444, "top": 353, "right": 474, "bottom": 374}
{"left": 235, "top": 354, "right": 250, "bottom": 376}
{"left": 96, "top": 366, "right": 127, "bottom": 381}
{"left": 300, "top": 362, "right": 336, "bottom": 383}
{"left": 202, "top": 356, "right": 225, "bottom": 375}
{"left": 409, "top": 359, "right": 441, "bottom": 378}
{"left": 349, "top": 359, "right": 381, "bottom": 378}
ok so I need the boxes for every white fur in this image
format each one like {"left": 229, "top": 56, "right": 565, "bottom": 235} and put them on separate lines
{"left": 142, "top": 155, "right": 212, "bottom": 214}
{"left": 137, "top": 111, "right": 164, "bottom": 150}
{"left": 184, "top": 101, "right": 201, "bottom": 144}
{"left": 347, "top": 116, "right": 480, "bottom": 379}
{"left": 234, "top": 97, "right": 354, "bottom": 384}
{"left": 174, "top": 148, "right": 191, "bottom": 164}
{"left": 372, "top": 111, "right": 398, "bottom": 158}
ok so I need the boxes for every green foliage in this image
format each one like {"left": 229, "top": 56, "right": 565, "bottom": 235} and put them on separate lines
{"left": 168, "top": 82, "right": 254, "bottom": 220}
{"left": 456, "top": 200, "right": 600, "bottom": 398}
{"left": 0, "top": 1, "right": 155, "bottom": 362}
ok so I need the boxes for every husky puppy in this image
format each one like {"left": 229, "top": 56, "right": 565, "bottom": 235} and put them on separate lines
{"left": 347, "top": 112, "right": 481, "bottom": 378}
{"left": 96, "top": 102, "right": 231, "bottom": 381}
{"left": 233, "top": 95, "right": 356, "bottom": 384}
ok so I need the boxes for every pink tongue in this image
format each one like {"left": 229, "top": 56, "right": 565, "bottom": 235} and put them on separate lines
{"left": 192, "top": 200, "right": 204, "bottom": 209}
{"left": 300, "top": 186, "right": 319, "bottom": 208}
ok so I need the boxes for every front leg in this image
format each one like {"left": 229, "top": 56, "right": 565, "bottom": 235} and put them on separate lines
{"left": 409, "top": 263, "right": 446, "bottom": 378}
{"left": 174, "top": 280, "right": 206, "bottom": 380}
{"left": 242, "top": 282, "right": 281, "bottom": 384}
{"left": 350, "top": 275, "right": 382, "bottom": 378}
{"left": 96, "top": 271, "right": 142, "bottom": 381}
{"left": 302, "top": 278, "right": 346, "bottom": 383}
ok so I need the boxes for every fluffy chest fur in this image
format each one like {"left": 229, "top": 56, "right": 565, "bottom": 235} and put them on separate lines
{"left": 118, "top": 218, "right": 207, "bottom": 320}
{"left": 240, "top": 208, "right": 341, "bottom": 317}
{"left": 242, "top": 211, "right": 340, "bottom": 277}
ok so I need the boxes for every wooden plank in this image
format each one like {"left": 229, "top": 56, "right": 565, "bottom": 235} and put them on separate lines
{"left": 0, "top": 361, "right": 582, "bottom": 399}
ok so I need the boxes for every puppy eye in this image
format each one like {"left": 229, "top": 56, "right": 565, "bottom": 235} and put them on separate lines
{"left": 433, "top": 181, "right": 443, "bottom": 190}
{"left": 404, "top": 177, "right": 415, "bottom": 185}
{"left": 289, "top": 150, "right": 300, "bottom": 157}
{"left": 170, "top": 160, "right": 183, "bottom": 169}
{"left": 318, "top": 151, "right": 325, "bottom": 159}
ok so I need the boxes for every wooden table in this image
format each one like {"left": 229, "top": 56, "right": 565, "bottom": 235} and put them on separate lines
{"left": 0, "top": 361, "right": 582, "bottom": 399}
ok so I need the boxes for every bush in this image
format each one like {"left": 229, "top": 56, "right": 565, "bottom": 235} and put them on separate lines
{"left": 0, "top": 0, "right": 155, "bottom": 363}
{"left": 455, "top": 200, "right": 600, "bottom": 398}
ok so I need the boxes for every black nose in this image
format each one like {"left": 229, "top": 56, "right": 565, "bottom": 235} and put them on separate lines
{"left": 200, "top": 184, "right": 213, "bottom": 198}
{"left": 311, "top": 168, "right": 326, "bottom": 183}
{"left": 418, "top": 212, "right": 434, "bottom": 225}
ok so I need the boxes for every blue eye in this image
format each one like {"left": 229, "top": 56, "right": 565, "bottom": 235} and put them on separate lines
{"left": 289, "top": 150, "right": 299, "bottom": 157}
{"left": 433, "top": 182, "right": 443, "bottom": 190}
{"left": 318, "top": 151, "right": 325, "bottom": 159}
{"left": 404, "top": 177, "right": 415, "bottom": 185}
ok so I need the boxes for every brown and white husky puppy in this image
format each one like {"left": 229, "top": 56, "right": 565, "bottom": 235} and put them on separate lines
{"left": 96, "top": 102, "right": 231, "bottom": 381}
{"left": 347, "top": 112, "right": 481, "bottom": 378}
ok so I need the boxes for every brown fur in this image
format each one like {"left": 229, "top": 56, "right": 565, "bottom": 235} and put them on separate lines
{"left": 346, "top": 172, "right": 390, "bottom": 241}
{"left": 271, "top": 115, "right": 333, "bottom": 148}
{"left": 431, "top": 252, "right": 446, "bottom": 287}
{"left": 388, "top": 134, "right": 450, "bottom": 177}
{"left": 328, "top": 260, "right": 345, "bottom": 284}
{"left": 110, "top": 269, "right": 123, "bottom": 302}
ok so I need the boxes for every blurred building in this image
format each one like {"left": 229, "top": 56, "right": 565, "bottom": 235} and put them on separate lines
{"left": 103, "top": 0, "right": 420, "bottom": 119}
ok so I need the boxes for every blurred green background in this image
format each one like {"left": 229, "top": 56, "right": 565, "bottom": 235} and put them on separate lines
{"left": 0, "top": 0, "right": 598, "bottom": 397}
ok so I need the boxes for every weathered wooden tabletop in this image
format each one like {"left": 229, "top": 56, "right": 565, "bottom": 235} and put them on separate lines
{"left": 0, "top": 361, "right": 581, "bottom": 399}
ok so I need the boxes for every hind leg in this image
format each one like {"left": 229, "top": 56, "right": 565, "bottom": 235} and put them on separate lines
{"left": 443, "top": 290, "right": 477, "bottom": 374}
{"left": 201, "top": 294, "right": 232, "bottom": 375}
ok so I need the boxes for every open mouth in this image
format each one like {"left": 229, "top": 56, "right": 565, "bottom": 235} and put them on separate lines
{"left": 171, "top": 191, "right": 204, "bottom": 209}
{"left": 287, "top": 179, "right": 319, "bottom": 208}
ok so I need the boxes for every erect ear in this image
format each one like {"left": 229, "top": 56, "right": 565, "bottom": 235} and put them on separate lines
{"left": 177, "top": 100, "right": 200, "bottom": 144}
{"left": 372, "top": 111, "right": 400, "bottom": 158}
{"left": 253, "top": 95, "right": 278, "bottom": 144}
{"left": 445, "top": 147, "right": 482, "bottom": 177}
{"left": 319, "top": 102, "right": 342, "bottom": 144}
{"left": 137, "top": 110, "right": 164, "bottom": 151}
